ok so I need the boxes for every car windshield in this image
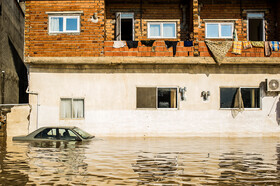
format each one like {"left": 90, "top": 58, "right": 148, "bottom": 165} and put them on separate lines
{"left": 73, "top": 127, "right": 93, "bottom": 139}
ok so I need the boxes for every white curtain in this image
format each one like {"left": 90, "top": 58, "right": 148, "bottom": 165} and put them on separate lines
{"left": 73, "top": 99, "right": 84, "bottom": 118}
{"left": 50, "top": 17, "right": 61, "bottom": 32}
{"left": 60, "top": 99, "right": 72, "bottom": 118}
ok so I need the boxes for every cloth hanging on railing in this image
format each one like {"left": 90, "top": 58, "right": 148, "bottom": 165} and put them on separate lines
{"left": 270, "top": 41, "right": 279, "bottom": 51}
{"left": 243, "top": 41, "right": 252, "bottom": 50}
{"left": 264, "top": 41, "right": 272, "bottom": 57}
{"left": 205, "top": 40, "right": 232, "bottom": 65}
{"left": 113, "top": 41, "right": 126, "bottom": 48}
{"left": 140, "top": 40, "right": 155, "bottom": 47}
{"left": 232, "top": 41, "right": 242, "bottom": 55}
{"left": 184, "top": 41, "right": 193, "bottom": 47}
{"left": 165, "top": 41, "right": 179, "bottom": 57}
{"left": 126, "top": 41, "right": 138, "bottom": 49}
{"left": 251, "top": 41, "right": 264, "bottom": 48}
{"left": 231, "top": 88, "right": 244, "bottom": 118}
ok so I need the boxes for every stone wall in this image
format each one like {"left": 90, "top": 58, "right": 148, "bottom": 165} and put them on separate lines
{"left": 0, "top": 0, "right": 27, "bottom": 104}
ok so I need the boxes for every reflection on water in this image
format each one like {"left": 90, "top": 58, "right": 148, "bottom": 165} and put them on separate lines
{"left": 1, "top": 137, "right": 280, "bottom": 185}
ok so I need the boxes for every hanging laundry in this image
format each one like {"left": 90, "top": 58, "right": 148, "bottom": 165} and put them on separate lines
{"left": 140, "top": 40, "right": 155, "bottom": 47}
{"left": 270, "top": 41, "right": 279, "bottom": 51}
{"left": 165, "top": 41, "right": 179, "bottom": 57}
{"left": 264, "top": 41, "right": 271, "bottom": 57}
{"left": 205, "top": 40, "right": 232, "bottom": 65}
{"left": 126, "top": 41, "right": 138, "bottom": 49}
{"left": 232, "top": 41, "right": 242, "bottom": 55}
{"left": 113, "top": 41, "right": 126, "bottom": 48}
{"left": 243, "top": 41, "right": 252, "bottom": 50}
{"left": 184, "top": 41, "right": 193, "bottom": 47}
{"left": 251, "top": 41, "right": 264, "bottom": 48}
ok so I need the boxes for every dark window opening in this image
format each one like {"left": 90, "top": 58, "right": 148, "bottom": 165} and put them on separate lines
{"left": 220, "top": 88, "right": 260, "bottom": 109}
{"left": 158, "top": 88, "right": 177, "bottom": 108}
{"left": 249, "top": 19, "right": 263, "bottom": 41}
{"left": 121, "top": 19, "right": 133, "bottom": 41}
{"left": 137, "top": 87, "right": 177, "bottom": 109}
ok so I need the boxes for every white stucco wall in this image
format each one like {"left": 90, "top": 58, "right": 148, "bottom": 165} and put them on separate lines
{"left": 28, "top": 70, "right": 280, "bottom": 137}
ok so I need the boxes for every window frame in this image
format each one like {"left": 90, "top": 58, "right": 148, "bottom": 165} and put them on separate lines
{"left": 205, "top": 22, "right": 234, "bottom": 39}
{"left": 60, "top": 98, "right": 85, "bottom": 120}
{"left": 147, "top": 22, "right": 177, "bottom": 39}
{"left": 136, "top": 86, "right": 179, "bottom": 110}
{"left": 246, "top": 12, "right": 265, "bottom": 41}
{"left": 48, "top": 15, "right": 80, "bottom": 34}
{"left": 219, "top": 87, "right": 261, "bottom": 110}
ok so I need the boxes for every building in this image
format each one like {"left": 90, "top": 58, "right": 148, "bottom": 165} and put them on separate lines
{"left": 0, "top": 0, "right": 27, "bottom": 104}
{"left": 25, "top": 0, "right": 280, "bottom": 137}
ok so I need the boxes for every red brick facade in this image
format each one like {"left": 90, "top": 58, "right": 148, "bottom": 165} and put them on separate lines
{"left": 24, "top": 0, "right": 280, "bottom": 59}
{"left": 25, "top": 0, "right": 105, "bottom": 57}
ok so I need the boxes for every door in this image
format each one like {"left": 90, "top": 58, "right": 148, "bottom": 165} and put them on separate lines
{"left": 115, "top": 12, "right": 134, "bottom": 41}
{"left": 247, "top": 13, "right": 265, "bottom": 41}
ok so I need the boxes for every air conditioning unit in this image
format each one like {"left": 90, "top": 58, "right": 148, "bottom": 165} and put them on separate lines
{"left": 266, "top": 79, "right": 280, "bottom": 92}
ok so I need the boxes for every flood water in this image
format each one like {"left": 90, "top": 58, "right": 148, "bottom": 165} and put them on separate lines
{"left": 1, "top": 137, "right": 280, "bottom": 185}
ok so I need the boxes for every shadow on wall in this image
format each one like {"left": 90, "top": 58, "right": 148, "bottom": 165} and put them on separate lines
{"left": 276, "top": 98, "right": 280, "bottom": 125}
{"left": 8, "top": 38, "right": 28, "bottom": 103}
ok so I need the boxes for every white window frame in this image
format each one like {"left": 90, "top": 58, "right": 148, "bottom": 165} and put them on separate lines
{"left": 49, "top": 15, "right": 80, "bottom": 34}
{"left": 136, "top": 86, "right": 179, "bottom": 110}
{"left": 205, "top": 22, "right": 234, "bottom": 39}
{"left": 147, "top": 22, "right": 177, "bottom": 39}
{"left": 60, "top": 98, "right": 85, "bottom": 119}
{"left": 219, "top": 87, "right": 261, "bottom": 110}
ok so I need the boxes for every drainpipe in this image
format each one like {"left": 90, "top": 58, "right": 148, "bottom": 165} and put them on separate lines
{"left": 26, "top": 88, "right": 39, "bottom": 130}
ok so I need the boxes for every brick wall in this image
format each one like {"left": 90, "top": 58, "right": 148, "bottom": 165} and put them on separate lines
{"left": 25, "top": 0, "right": 105, "bottom": 57}
{"left": 105, "top": 0, "right": 192, "bottom": 41}
{"left": 195, "top": 0, "right": 277, "bottom": 41}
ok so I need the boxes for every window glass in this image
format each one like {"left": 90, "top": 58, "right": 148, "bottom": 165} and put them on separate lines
{"left": 73, "top": 99, "right": 84, "bottom": 118}
{"left": 221, "top": 24, "right": 232, "bottom": 37}
{"left": 158, "top": 88, "right": 177, "bottom": 108}
{"left": 220, "top": 88, "right": 260, "bottom": 109}
{"left": 241, "top": 88, "right": 260, "bottom": 108}
{"left": 220, "top": 88, "right": 238, "bottom": 108}
{"left": 50, "top": 17, "right": 63, "bottom": 32}
{"left": 150, "top": 24, "right": 161, "bottom": 37}
{"left": 60, "top": 98, "right": 72, "bottom": 119}
{"left": 206, "top": 24, "right": 219, "bottom": 38}
{"left": 35, "top": 128, "right": 54, "bottom": 139}
{"left": 137, "top": 87, "right": 156, "bottom": 108}
{"left": 163, "top": 23, "right": 175, "bottom": 38}
{"left": 66, "top": 18, "right": 78, "bottom": 31}
{"left": 247, "top": 13, "right": 264, "bottom": 19}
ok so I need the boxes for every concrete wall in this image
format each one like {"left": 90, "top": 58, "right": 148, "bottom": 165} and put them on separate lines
{"left": 6, "top": 105, "right": 30, "bottom": 137}
{"left": 28, "top": 64, "right": 280, "bottom": 137}
{"left": 0, "top": 0, "right": 27, "bottom": 104}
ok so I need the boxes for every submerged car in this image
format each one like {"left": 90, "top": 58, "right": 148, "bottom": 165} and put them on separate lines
{"left": 13, "top": 126, "right": 94, "bottom": 141}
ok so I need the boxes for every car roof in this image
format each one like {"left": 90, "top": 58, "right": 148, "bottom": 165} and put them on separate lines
{"left": 39, "top": 126, "right": 77, "bottom": 129}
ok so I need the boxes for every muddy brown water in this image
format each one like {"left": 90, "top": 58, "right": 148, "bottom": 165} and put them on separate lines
{"left": 1, "top": 137, "right": 280, "bottom": 185}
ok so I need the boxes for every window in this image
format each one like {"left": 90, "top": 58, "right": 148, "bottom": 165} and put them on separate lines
{"left": 148, "top": 22, "right": 176, "bottom": 39}
{"left": 115, "top": 12, "right": 134, "bottom": 41}
{"left": 205, "top": 22, "right": 233, "bottom": 39}
{"left": 220, "top": 87, "right": 260, "bottom": 109}
{"left": 137, "top": 87, "right": 177, "bottom": 109}
{"left": 49, "top": 15, "right": 80, "bottom": 33}
{"left": 247, "top": 12, "right": 264, "bottom": 41}
{"left": 60, "top": 98, "right": 84, "bottom": 119}
{"left": 35, "top": 128, "right": 57, "bottom": 139}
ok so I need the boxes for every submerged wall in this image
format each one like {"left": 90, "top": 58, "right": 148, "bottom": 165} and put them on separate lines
{"left": 27, "top": 63, "right": 280, "bottom": 137}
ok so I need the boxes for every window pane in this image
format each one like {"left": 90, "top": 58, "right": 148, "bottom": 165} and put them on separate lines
{"left": 50, "top": 17, "right": 63, "bottom": 32}
{"left": 241, "top": 88, "right": 260, "bottom": 108}
{"left": 73, "top": 99, "right": 84, "bottom": 118}
{"left": 221, "top": 24, "right": 232, "bottom": 37}
{"left": 60, "top": 98, "right": 72, "bottom": 118}
{"left": 137, "top": 87, "right": 156, "bottom": 108}
{"left": 247, "top": 13, "right": 264, "bottom": 19}
{"left": 149, "top": 24, "right": 161, "bottom": 37}
{"left": 206, "top": 24, "right": 219, "bottom": 38}
{"left": 220, "top": 88, "right": 238, "bottom": 108}
{"left": 163, "top": 23, "right": 175, "bottom": 38}
{"left": 121, "top": 13, "right": 133, "bottom": 19}
{"left": 66, "top": 18, "right": 78, "bottom": 31}
{"left": 158, "top": 88, "right": 177, "bottom": 108}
